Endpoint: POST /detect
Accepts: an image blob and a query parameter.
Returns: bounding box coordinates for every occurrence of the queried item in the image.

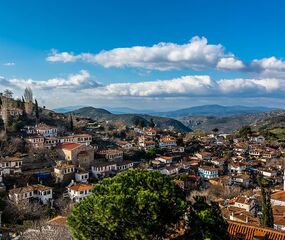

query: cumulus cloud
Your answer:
[216,57,245,70]
[46,37,285,78]
[47,49,81,63]
[81,75,285,98]
[47,36,243,71]
[0,70,100,91]
[219,78,285,97]
[250,57,285,77]
[86,75,217,97]
[1,70,285,108]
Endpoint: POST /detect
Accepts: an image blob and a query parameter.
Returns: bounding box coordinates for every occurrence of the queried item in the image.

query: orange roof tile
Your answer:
[228,220,285,240]
[58,142,81,151]
[271,191,285,201]
[47,215,67,226]
[68,183,93,192]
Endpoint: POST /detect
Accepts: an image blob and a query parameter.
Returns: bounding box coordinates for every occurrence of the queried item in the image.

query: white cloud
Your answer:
[46,49,80,63]
[216,57,245,70]
[250,57,285,77]
[1,71,285,108]
[46,37,285,79]
[47,36,243,71]
[82,75,285,98]
[3,62,15,66]
[219,78,284,95]
[0,70,100,91]
[85,75,217,97]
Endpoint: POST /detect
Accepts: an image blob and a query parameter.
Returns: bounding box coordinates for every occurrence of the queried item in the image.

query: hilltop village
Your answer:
[1,88,285,239]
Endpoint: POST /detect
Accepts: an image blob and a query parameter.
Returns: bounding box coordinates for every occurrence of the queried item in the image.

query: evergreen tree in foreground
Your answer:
[68,169,186,240]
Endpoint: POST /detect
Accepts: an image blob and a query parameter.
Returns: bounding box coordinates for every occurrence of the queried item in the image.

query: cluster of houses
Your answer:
[2,117,285,238]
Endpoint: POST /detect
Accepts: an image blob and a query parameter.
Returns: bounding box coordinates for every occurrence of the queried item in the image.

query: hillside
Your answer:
[180,110,285,133]
[154,104,279,118]
[70,107,190,132]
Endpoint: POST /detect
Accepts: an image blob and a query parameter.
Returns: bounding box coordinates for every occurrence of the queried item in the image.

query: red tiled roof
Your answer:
[58,142,81,151]
[271,191,285,201]
[47,215,67,226]
[68,183,93,192]
[228,220,285,240]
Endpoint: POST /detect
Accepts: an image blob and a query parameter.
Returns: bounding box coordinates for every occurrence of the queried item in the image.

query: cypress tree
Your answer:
[257,175,274,228]
[70,114,74,132]
[35,99,39,119]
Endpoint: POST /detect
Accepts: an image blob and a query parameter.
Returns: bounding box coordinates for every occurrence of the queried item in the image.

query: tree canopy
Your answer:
[67,169,186,240]
[238,126,252,139]
[184,196,229,240]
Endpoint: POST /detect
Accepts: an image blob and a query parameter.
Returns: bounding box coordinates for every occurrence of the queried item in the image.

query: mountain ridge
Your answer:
[55,104,280,116]
[69,107,190,132]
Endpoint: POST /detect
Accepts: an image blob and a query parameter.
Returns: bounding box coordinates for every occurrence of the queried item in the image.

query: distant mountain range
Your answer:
[153,105,280,118]
[54,104,284,133]
[55,104,280,117]
[53,105,86,113]
[180,110,285,133]
[69,107,190,132]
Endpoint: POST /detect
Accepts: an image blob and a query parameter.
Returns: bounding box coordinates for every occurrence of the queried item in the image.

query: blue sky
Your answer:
[1,0,285,110]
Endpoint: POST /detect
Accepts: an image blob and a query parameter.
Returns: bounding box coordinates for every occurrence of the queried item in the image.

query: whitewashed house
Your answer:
[67,183,93,203]
[75,169,89,183]
[35,123,58,137]
[9,184,53,204]
[91,162,117,177]
[0,156,23,175]
[198,166,219,179]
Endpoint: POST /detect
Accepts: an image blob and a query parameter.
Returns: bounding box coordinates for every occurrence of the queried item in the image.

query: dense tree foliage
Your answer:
[68,169,186,240]
[184,196,229,240]
[238,126,252,139]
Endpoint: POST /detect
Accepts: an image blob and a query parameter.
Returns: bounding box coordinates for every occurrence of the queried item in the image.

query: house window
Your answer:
[80,191,84,194]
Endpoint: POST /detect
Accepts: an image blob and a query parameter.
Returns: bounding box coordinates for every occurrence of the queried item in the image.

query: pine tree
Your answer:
[68,169,186,240]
